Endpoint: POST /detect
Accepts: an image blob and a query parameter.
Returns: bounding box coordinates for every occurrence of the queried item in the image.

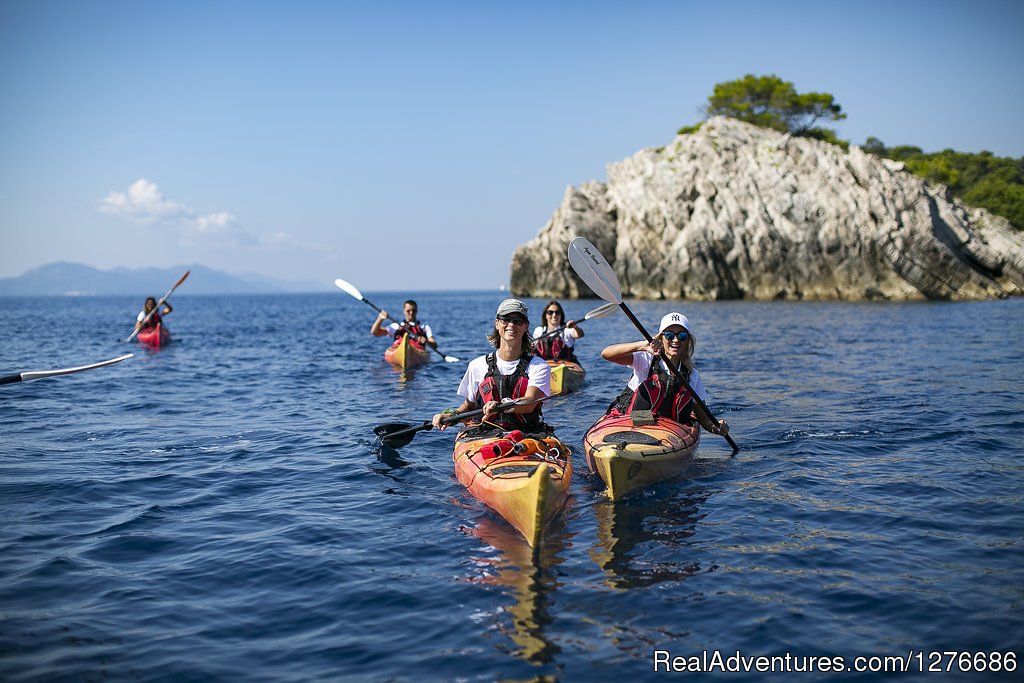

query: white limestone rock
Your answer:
[510,117,1024,301]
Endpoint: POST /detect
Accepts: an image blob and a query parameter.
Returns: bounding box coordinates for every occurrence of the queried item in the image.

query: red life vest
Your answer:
[611,356,694,423]
[140,312,162,331]
[474,353,543,430]
[534,331,575,361]
[394,321,427,343]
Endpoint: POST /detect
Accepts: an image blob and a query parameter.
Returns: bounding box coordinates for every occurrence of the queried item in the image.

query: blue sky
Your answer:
[1,0,1021,291]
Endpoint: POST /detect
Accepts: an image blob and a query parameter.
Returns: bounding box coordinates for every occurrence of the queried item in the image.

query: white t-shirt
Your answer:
[626,351,708,401]
[387,321,433,339]
[532,326,576,348]
[458,353,551,403]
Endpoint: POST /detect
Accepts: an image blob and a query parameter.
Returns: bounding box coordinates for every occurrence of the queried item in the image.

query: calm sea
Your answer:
[1,292,1022,681]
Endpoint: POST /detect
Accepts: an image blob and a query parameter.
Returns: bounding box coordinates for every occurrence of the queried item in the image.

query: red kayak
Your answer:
[136,323,171,349]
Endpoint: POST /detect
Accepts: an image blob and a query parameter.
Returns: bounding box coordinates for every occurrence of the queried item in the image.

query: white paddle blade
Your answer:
[567,237,623,304]
[334,278,364,301]
[19,353,134,382]
[584,302,619,321]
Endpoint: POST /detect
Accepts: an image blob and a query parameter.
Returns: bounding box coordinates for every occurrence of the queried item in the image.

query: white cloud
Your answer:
[99,179,256,248]
[99,179,188,223]
[186,211,257,248]
[99,179,335,261]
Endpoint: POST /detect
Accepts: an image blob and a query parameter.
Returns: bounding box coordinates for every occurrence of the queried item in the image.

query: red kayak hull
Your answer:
[137,323,171,349]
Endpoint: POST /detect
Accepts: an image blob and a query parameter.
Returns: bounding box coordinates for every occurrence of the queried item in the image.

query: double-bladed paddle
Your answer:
[533,302,617,341]
[334,278,460,363]
[0,353,134,386]
[567,236,739,454]
[125,270,190,343]
[374,396,546,448]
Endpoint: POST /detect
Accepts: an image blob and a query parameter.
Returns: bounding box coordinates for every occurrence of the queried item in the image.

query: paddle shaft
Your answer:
[381,405,489,442]
[618,302,739,453]
[534,302,616,341]
[126,270,189,342]
[377,396,547,446]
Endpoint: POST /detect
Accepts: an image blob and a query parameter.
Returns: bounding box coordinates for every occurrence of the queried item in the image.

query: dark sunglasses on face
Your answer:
[497,314,527,325]
[662,331,689,342]
[546,310,561,316]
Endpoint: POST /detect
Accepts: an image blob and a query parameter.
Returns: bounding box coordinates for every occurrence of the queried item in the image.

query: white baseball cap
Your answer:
[658,312,691,334]
[496,298,528,318]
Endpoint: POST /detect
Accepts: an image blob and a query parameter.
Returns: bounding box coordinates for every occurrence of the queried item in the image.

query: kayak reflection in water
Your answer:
[432,298,551,434]
[600,311,729,436]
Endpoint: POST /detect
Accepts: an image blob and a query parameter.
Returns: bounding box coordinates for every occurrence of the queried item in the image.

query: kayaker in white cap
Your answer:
[432,298,552,434]
[599,312,730,436]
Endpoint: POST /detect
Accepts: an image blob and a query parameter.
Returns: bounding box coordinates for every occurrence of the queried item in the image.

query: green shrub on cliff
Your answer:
[677,74,846,139]
[865,139,1024,229]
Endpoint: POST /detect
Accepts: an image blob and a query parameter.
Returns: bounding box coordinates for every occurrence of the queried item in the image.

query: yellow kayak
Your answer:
[383,334,431,370]
[545,359,585,395]
[583,412,700,500]
[453,429,572,547]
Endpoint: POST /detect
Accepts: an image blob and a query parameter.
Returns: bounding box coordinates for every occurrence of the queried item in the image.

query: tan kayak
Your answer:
[583,412,700,500]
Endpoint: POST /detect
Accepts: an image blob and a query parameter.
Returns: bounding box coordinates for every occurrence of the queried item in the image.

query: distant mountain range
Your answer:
[0,262,332,296]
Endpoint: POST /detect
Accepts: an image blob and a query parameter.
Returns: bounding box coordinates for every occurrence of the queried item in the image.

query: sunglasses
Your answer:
[497,314,528,325]
[661,331,689,342]
[545,310,561,316]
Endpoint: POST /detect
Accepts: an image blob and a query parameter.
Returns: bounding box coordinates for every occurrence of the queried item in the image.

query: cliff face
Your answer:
[510,117,1024,301]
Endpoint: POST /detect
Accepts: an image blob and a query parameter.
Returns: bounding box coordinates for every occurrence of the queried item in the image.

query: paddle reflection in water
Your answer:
[460,515,570,668]
[589,487,713,591]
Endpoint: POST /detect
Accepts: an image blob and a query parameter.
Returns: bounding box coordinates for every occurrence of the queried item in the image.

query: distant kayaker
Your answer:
[432,298,551,433]
[135,296,172,332]
[600,312,729,437]
[532,300,582,362]
[370,300,437,350]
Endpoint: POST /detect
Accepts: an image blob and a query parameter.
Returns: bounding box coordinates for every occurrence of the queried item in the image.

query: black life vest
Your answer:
[474,353,543,430]
[610,356,694,423]
[534,330,576,362]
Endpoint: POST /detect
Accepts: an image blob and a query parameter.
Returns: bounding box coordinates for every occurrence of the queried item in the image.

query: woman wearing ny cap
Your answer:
[600,312,729,436]
[432,299,552,434]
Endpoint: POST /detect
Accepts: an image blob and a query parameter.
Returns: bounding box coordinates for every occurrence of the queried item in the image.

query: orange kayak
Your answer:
[453,428,572,547]
[583,413,699,500]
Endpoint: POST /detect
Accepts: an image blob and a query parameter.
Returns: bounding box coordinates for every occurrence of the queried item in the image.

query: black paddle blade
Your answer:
[373,421,431,448]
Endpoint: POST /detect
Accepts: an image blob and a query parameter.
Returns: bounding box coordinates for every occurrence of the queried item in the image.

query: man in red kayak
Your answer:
[370,300,437,350]
[134,296,173,333]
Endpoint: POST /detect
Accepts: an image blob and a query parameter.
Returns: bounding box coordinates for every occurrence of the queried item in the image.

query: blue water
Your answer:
[1,292,1022,681]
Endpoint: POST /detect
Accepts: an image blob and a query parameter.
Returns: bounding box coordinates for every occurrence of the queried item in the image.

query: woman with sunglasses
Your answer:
[532,300,583,363]
[599,312,729,436]
[432,298,551,434]
[585,312,728,499]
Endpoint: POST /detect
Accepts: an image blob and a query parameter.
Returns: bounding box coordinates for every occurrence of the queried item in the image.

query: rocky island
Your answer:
[510,117,1024,301]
